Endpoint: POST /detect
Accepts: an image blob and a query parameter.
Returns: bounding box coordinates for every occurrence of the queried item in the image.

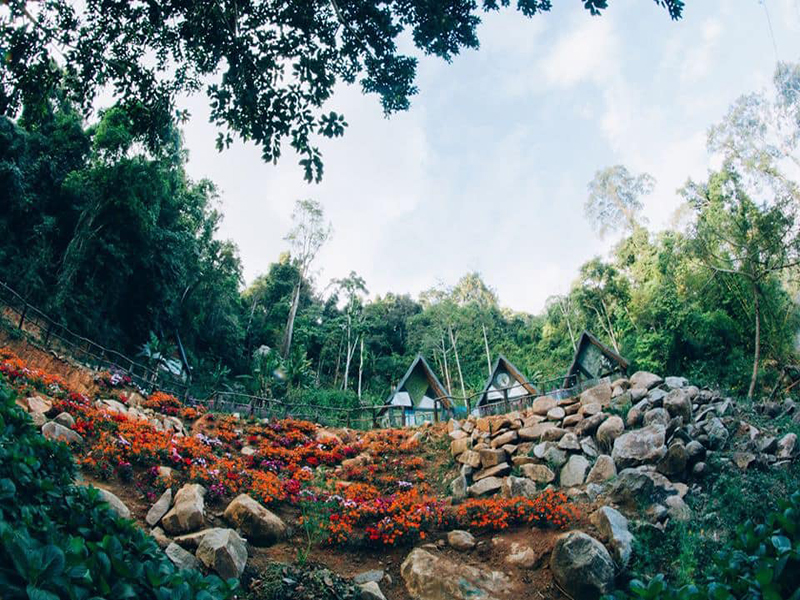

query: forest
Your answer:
[2,61,800,408]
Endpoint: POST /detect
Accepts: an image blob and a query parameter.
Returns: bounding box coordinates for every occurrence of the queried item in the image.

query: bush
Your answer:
[607,490,800,600]
[0,374,238,600]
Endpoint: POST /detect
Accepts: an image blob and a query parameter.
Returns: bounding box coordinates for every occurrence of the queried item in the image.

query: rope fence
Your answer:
[0,280,613,430]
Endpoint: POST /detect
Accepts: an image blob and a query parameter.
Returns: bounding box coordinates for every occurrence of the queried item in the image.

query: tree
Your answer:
[332,271,368,393]
[281,199,331,358]
[686,169,800,399]
[585,165,655,238]
[2,1,685,182]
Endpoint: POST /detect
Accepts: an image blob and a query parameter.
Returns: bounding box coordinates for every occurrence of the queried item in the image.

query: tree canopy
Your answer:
[2,0,684,181]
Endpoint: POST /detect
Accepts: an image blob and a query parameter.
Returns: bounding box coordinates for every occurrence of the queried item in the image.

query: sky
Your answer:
[179,0,800,315]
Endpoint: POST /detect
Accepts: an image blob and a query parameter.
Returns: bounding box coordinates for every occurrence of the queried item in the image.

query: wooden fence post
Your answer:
[17,304,27,329]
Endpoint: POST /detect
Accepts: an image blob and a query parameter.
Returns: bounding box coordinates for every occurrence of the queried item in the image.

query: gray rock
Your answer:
[521,463,555,484]
[560,455,590,487]
[518,423,557,441]
[401,548,511,600]
[580,437,599,458]
[665,494,692,522]
[685,440,706,464]
[447,529,476,551]
[550,532,615,600]
[664,389,692,423]
[647,388,668,406]
[612,425,667,469]
[97,488,131,519]
[532,396,558,416]
[450,474,468,502]
[151,526,171,549]
[502,475,538,498]
[664,376,688,389]
[505,542,539,568]
[629,387,648,402]
[162,484,206,535]
[704,417,729,450]
[359,581,387,600]
[691,462,708,478]
[657,442,688,477]
[41,421,83,445]
[479,448,507,468]
[544,446,568,469]
[596,416,624,450]
[586,455,617,484]
[777,433,797,459]
[223,494,287,546]
[591,506,633,567]
[196,528,248,580]
[558,432,581,451]
[173,527,225,550]
[607,468,674,509]
[644,407,670,427]
[630,371,664,390]
[575,413,609,437]
[165,542,200,570]
[146,488,173,527]
[353,570,385,584]
[547,406,567,421]
[467,476,503,497]
[53,412,75,429]
[754,435,777,454]
[473,463,511,481]
[580,383,613,408]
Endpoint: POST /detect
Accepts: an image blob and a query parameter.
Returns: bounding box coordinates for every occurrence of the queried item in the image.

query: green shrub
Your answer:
[607,490,800,600]
[0,374,238,600]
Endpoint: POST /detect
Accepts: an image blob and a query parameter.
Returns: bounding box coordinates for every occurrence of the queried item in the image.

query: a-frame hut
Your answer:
[383,355,451,426]
[564,330,629,387]
[474,355,538,416]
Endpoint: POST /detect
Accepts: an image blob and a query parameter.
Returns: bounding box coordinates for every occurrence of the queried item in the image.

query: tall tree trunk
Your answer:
[333,333,344,388]
[449,326,466,402]
[357,337,364,401]
[748,284,761,400]
[558,298,577,352]
[342,323,352,391]
[281,282,301,358]
[482,324,492,376]
[441,333,452,394]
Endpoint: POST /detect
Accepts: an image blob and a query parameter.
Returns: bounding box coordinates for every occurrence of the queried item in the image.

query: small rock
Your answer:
[359,581,387,600]
[532,396,558,415]
[558,432,581,451]
[685,440,706,464]
[575,413,609,437]
[704,417,729,450]
[664,376,688,389]
[457,450,482,468]
[644,407,670,427]
[550,532,615,600]
[467,476,503,497]
[630,371,664,390]
[161,484,206,535]
[447,529,476,551]
[590,506,633,567]
[777,433,797,459]
[146,488,173,527]
[664,389,692,423]
[544,446,568,469]
[473,462,511,481]
[450,474,468,502]
[196,528,248,580]
[657,442,688,477]
[586,455,617,484]
[547,406,566,421]
[353,570,385,584]
[665,494,692,522]
[151,526,171,549]
[560,455,590,487]
[491,430,518,448]
[223,494,287,546]
[41,421,83,445]
[53,412,75,429]
[505,542,538,568]
[580,383,613,408]
[521,463,555,483]
[479,448,507,468]
[165,542,201,570]
[732,452,757,471]
[97,488,131,519]
[502,475,538,498]
[596,416,624,449]
[580,437,599,458]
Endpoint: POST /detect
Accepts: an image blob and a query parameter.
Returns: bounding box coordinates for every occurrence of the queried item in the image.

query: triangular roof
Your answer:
[385,354,451,409]
[564,330,629,385]
[476,354,538,407]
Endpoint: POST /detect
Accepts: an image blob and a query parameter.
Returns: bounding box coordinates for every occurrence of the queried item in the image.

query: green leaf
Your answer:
[26,585,60,600]
[771,535,791,554]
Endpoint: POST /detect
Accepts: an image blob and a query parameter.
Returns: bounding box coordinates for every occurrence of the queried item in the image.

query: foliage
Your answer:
[0,373,238,600]
[246,562,361,600]
[454,489,580,531]
[2,0,682,181]
[606,489,800,600]
[586,165,655,237]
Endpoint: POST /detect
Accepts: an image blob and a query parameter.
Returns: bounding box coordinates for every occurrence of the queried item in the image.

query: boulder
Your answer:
[580,437,599,458]
[590,506,633,567]
[665,494,692,522]
[630,371,664,390]
[97,488,131,519]
[629,387,648,402]
[560,455,590,487]
[544,446,568,469]
[521,463,555,484]
[732,452,756,471]
[223,494,287,545]
[580,402,603,417]
[450,474,468,502]
[53,412,75,429]
[473,463,511,481]
[657,442,688,477]
[575,413,609,437]
[41,421,83,445]
[173,528,225,550]
[479,448,506,468]
[558,432,581,451]
[151,526,171,549]
[401,548,511,600]
[518,423,556,441]
[450,437,471,456]
[165,542,201,570]
[777,433,797,459]
[612,425,667,469]
[447,529,476,551]
[23,396,53,414]
[501,475,538,498]
[596,416,624,449]
[457,450,482,468]
[563,414,583,428]
[532,396,558,415]
[580,383,612,408]
[664,389,692,423]
[354,570,385,585]
[359,581,387,600]
[644,407,670,427]
[608,469,667,509]
[467,476,503,497]
[586,455,617,484]
[547,406,566,421]
[490,430,518,448]
[664,376,688,389]
[550,532,615,600]
[161,484,206,534]
[505,542,539,568]
[146,488,173,526]
[196,528,248,580]
[704,417,729,450]
[541,427,568,442]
